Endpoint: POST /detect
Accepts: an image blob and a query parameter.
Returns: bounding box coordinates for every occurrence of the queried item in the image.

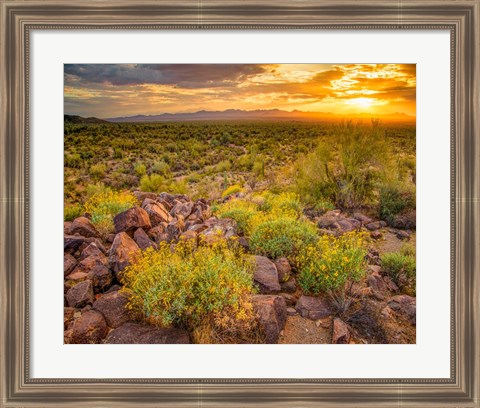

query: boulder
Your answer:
[66,280,94,308]
[252,295,287,344]
[71,253,108,275]
[332,318,351,344]
[171,201,194,219]
[134,227,157,250]
[104,323,190,344]
[113,207,151,235]
[70,310,108,344]
[280,277,297,293]
[188,223,209,234]
[391,210,416,229]
[273,257,291,283]
[253,256,281,293]
[166,219,183,241]
[199,218,237,245]
[142,199,172,226]
[336,219,355,232]
[64,307,76,330]
[88,265,114,293]
[108,232,140,278]
[133,191,157,202]
[65,216,99,238]
[367,271,388,292]
[64,253,77,276]
[93,291,131,328]
[295,295,332,320]
[353,212,373,224]
[388,295,416,325]
[395,230,411,240]
[365,221,387,231]
[147,224,169,243]
[179,230,197,246]
[370,231,383,240]
[79,242,105,260]
[64,235,103,255]
[317,216,340,229]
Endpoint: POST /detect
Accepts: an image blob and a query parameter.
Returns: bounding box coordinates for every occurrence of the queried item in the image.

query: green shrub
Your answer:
[379,184,415,224]
[65,153,82,168]
[64,203,83,221]
[140,174,166,193]
[380,251,416,289]
[222,184,243,199]
[151,160,170,176]
[249,217,318,260]
[89,163,107,179]
[83,188,137,235]
[134,163,147,177]
[215,160,232,173]
[314,199,335,213]
[121,239,259,343]
[257,191,303,218]
[215,199,260,235]
[296,231,368,294]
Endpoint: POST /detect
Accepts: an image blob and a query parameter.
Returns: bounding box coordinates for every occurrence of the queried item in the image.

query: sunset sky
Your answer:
[64,64,416,119]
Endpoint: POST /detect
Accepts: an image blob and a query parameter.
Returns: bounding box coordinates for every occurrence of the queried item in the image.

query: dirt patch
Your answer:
[278,315,332,344]
[371,230,415,254]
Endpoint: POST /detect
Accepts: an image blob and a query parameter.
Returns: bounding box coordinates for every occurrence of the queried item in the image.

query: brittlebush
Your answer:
[297,231,368,294]
[121,239,261,343]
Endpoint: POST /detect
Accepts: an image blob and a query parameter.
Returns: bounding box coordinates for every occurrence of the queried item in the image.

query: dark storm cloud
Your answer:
[64,64,268,88]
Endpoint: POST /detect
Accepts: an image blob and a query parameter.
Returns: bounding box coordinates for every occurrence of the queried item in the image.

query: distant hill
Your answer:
[106,109,415,124]
[64,114,108,124]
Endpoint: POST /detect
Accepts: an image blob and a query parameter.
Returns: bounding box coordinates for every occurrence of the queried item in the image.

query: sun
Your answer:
[346,97,374,108]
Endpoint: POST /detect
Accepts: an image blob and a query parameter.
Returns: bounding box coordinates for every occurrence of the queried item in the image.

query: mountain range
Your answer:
[103,109,415,124]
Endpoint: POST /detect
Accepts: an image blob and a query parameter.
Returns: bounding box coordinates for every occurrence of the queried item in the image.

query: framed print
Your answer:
[1,0,479,406]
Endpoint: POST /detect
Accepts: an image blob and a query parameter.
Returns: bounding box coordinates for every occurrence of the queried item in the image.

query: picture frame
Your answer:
[1,0,478,406]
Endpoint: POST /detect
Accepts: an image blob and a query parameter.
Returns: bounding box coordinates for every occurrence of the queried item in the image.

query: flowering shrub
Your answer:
[249,217,318,260]
[83,188,137,235]
[297,231,368,294]
[121,239,259,343]
[221,184,243,199]
[381,245,416,294]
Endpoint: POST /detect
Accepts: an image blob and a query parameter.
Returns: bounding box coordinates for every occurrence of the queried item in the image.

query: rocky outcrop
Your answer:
[108,232,140,278]
[253,256,281,293]
[295,295,332,320]
[66,280,94,308]
[114,207,151,235]
[253,295,287,344]
[65,216,99,238]
[93,291,131,328]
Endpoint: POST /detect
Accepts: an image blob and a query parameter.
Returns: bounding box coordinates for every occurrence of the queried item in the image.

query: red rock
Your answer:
[65,216,99,238]
[273,257,291,282]
[66,280,94,308]
[332,318,351,344]
[64,253,76,276]
[253,256,280,293]
[142,199,172,226]
[70,310,108,344]
[71,253,108,275]
[295,295,332,320]
[365,221,387,231]
[104,323,190,344]
[388,295,416,324]
[87,265,113,293]
[133,227,157,250]
[252,295,287,344]
[108,232,140,279]
[113,207,151,235]
[93,291,131,328]
[79,242,105,260]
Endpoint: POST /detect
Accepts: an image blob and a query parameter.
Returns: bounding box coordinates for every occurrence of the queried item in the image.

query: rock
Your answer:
[133,191,157,202]
[65,216,99,238]
[199,218,237,245]
[279,292,298,306]
[93,291,131,328]
[353,213,373,224]
[367,271,388,292]
[336,219,355,232]
[324,210,341,217]
[188,223,208,234]
[280,277,297,293]
[252,295,287,344]
[332,318,351,344]
[64,307,76,330]
[391,210,416,229]
[66,280,94,308]
[166,219,183,241]
[114,207,151,235]
[64,235,103,254]
[388,295,416,324]
[365,221,387,231]
[64,271,89,285]
[171,201,194,219]
[253,256,281,293]
[106,233,115,243]
[395,230,411,240]
[370,230,383,240]
[179,230,197,247]
[295,295,332,320]
[383,276,399,292]
[105,284,122,294]
[273,257,291,282]
[87,265,113,293]
[79,242,106,260]
[317,216,340,229]
[158,192,176,205]
[287,307,297,316]
[147,224,169,243]
[104,322,190,344]
[70,310,108,344]
[142,199,172,226]
[71,253,108,275]
[64,253,77,276]
[108,232,140,278]
[134,227,157,250]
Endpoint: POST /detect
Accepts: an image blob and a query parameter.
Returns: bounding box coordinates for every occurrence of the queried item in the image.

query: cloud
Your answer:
[64,64,268,88]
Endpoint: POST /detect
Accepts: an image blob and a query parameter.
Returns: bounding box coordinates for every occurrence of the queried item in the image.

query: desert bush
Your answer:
[64,203,83,221]
[257,191,303,218]
[215,160,232,173]
[313,199,335,214]
[379,184,415,224]
[381,250,416,293]
[249,217,318,260]
[89,163,107,179]
[215,199,260,235]
[140,174,166,193]
[121,239,259,343]
[65,153,82,168]
[297,231,368,294]
[84,188,137,235]
[221,184,243,199]
[134,163,147,177]
[295,120,389,208]
[151,160,170,176]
